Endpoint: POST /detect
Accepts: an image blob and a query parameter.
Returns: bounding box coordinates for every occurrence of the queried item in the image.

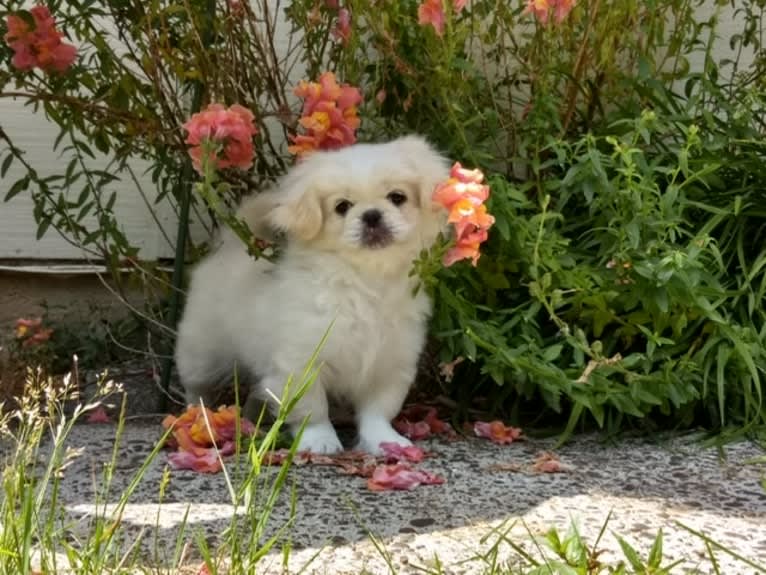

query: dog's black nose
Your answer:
[361,209,383,227]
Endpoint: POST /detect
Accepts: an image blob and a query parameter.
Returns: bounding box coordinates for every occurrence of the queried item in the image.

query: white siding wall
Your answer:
[0,101,179,259]
[0,2,755,260]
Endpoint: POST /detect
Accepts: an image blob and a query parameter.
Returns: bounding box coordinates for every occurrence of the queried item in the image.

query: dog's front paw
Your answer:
[357,423,413,456]
[295,422,343,454]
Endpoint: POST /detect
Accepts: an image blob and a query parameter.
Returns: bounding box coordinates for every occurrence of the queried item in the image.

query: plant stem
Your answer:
[159,0,216,411]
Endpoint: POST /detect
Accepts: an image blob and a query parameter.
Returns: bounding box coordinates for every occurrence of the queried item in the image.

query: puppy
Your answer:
[174,135,449,454]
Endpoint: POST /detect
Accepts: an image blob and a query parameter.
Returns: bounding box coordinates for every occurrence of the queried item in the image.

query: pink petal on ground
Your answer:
[393,418,431,440]
[379,442,426,463]
[367,464,445,491]
[86,406,111,424]
[394,405,455,439]
[473,420,523,445]
[532,451,567,473]
[167,449,222,473]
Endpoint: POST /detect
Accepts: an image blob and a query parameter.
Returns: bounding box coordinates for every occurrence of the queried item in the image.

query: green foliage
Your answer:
[429,107,766,434]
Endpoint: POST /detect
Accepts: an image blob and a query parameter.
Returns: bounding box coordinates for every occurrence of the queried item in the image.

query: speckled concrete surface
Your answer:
[42,419,766,574]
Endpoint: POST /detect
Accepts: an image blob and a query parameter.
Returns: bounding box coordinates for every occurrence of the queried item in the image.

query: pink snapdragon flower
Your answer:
[4,5,77,73]
[418,0,468,36]
[524,0,576,25]
[183,103,258,174]
[331,8,351,44]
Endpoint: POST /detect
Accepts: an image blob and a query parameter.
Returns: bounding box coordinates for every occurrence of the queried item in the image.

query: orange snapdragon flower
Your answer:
[288,72,362,156]
[14,317,53,347]
[432,163,494,266]
[162,405,256,473]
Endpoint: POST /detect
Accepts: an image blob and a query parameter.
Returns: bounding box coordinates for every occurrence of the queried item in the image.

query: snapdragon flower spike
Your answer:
[432,162,495,266]
[4,6,77,73]
[331,8,352,44]
[418,0,468,37]
[524,0,577,25]
[288,72,362,156]
[183,103,258,175]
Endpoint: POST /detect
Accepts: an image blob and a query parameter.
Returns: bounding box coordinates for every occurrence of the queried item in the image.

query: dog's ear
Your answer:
[394,135,450,244]
[267,160,324,241]
[394,135,450,210]
[236,192,280,240]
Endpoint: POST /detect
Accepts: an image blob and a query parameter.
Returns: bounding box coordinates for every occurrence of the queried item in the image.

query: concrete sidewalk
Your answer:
[49,419,766,574]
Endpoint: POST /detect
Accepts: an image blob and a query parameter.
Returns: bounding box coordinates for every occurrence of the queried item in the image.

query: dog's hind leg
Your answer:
[174,328,232,408]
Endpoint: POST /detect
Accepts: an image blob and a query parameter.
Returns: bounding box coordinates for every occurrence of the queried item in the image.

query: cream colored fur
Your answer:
[174,135,449,454]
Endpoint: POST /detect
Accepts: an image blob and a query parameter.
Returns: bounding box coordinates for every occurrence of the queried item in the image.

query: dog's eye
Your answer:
[387,190,407,206]
[335,199,353,216]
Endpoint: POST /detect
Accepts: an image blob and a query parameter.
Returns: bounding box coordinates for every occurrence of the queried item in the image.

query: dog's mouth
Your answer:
[360,226,394,249]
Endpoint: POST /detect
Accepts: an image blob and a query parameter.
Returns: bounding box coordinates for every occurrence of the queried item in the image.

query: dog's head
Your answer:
[266,135,449,267]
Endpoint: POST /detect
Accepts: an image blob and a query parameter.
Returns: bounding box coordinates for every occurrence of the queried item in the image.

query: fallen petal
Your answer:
[367,464,444,491]
[393,419,431,440]
[86,406,111,424]
[473,420,522,445]
[379,442,426,463]
[167,449,222,473]
[532,451,569,473]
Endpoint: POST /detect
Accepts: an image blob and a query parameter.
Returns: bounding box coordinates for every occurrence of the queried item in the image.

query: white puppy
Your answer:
[174,135,449,454]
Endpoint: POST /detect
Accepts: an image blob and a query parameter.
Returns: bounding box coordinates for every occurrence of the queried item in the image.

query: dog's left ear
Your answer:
[267,159,324,241]
[394,135,450,244]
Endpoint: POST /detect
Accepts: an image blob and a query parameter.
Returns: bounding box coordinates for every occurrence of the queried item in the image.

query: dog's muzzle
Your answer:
[359,209,393,249]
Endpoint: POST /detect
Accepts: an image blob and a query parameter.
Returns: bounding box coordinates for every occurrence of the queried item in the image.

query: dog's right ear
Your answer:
[267,160,324,241]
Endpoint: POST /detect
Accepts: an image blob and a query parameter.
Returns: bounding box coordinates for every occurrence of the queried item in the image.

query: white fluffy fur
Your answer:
[174,135,449,454]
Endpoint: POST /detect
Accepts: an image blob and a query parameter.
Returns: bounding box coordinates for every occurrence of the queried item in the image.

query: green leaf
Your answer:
[563,529,587,565]
[1,154,13,178]
[615,534,646,571]
[462,332,477,361]
[542,344,564,363]
[716,344,731,426]
[36,217,51,240]
[648,528,664,568]
[5,175,30,201]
